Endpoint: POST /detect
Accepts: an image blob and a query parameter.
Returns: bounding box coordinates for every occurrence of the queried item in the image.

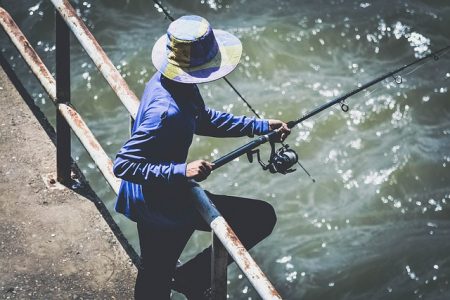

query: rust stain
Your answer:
[60,0,104,57]
[3,4,280,298]
[270,287,281,298]
[224,225,252,271]
[2,2,138,112]
[87,138,101,152]
[59,0,118,81]
[1,8,56,100]
[2,5,123,192]
[224,224,240,245]
[66,105,82,128]
[63,105,100,152]
[57,0,139,114]
[107,159,114,172]
[23,41,55,88]
[223,222,282,298]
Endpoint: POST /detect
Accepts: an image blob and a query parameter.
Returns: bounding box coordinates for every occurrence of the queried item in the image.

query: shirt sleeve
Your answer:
[195,106,270,137]
[113,102,186,185]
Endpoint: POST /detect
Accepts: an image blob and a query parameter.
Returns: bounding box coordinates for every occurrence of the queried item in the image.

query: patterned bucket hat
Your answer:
[152,15,242,83]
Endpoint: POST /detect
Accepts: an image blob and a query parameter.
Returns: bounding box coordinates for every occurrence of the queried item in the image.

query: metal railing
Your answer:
[0,2,282,299]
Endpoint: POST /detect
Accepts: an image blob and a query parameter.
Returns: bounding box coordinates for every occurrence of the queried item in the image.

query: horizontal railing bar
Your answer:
[1,4,283,299]
[211,217,282,299]
[189,181,282,299]
[0,7,120,194]
[0,8,56,101]
[58,103,121,193]
[50,0,139,119]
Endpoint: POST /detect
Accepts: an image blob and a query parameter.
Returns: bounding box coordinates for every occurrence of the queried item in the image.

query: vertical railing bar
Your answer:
[189,181,282,299]
[2,4,283,298]
[0,9,121,194]
[51,0,140,119]
[211,232,228,300]
[55,10,71,183]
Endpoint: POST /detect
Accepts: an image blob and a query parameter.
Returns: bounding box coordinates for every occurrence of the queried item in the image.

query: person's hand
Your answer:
[186,160,214,182]
[268,119,291,142]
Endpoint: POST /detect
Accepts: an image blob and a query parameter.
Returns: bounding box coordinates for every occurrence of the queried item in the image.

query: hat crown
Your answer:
[166,15,219,68]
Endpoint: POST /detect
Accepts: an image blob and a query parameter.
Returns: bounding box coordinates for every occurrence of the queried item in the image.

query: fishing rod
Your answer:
[211,45,450,173]
[151,0,314,178]
[151,1,449,176]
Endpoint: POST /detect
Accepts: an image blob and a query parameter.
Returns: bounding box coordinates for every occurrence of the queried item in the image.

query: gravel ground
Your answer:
[0,64,137,299]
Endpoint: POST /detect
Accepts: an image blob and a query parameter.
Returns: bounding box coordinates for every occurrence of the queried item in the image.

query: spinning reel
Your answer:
[247,142,298,174]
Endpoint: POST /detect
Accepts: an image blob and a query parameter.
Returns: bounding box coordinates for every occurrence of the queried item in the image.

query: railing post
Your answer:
[55,10,71,183]
[188,181,282,299]
[211,232,228,299]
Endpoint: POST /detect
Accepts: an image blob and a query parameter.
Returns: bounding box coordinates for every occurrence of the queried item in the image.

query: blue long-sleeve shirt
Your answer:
[113,73,269,227]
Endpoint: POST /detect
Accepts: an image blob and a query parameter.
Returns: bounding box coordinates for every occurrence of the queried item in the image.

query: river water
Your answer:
[1,0,450,299]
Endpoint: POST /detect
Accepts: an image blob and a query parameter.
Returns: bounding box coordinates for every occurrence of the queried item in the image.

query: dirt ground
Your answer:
[0,64,136,298]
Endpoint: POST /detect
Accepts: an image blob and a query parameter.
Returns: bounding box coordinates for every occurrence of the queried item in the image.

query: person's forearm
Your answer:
[113,157,186,184]
[196,107,270,137]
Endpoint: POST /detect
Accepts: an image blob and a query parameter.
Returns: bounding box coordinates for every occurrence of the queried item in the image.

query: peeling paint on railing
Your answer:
[0,7,120,194]
[0,4,283,299]
[0,7,56,101]
[212,216,282,299]
[50,0,140,119]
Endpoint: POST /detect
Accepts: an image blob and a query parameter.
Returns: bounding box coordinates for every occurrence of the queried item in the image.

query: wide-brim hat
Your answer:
[152,15,242,84]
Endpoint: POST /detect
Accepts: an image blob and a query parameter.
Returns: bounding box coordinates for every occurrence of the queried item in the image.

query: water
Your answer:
[1,0,450,299]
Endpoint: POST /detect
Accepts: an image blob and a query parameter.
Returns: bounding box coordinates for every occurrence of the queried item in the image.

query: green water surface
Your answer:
[1,0,450,299]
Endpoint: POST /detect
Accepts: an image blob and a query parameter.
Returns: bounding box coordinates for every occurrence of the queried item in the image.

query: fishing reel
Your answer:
[247,142,298,174]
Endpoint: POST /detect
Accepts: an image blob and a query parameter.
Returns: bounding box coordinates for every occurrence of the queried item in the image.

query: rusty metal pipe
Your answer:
[188,181,282,299]
[50,0,140,119]
[0,7,56,102]
[211,217,282,299]
[1,5,283,299]
[58,103,121,193]
[0,7,120,194]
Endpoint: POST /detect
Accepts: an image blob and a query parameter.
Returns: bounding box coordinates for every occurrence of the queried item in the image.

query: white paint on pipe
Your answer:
[1,6,283,299]
[58,104,121,193]
[0,8,120,194]
[0,7,56,101]
[50,0,140,119]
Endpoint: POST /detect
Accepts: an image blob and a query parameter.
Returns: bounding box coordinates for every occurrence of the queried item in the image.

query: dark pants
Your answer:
[134,192,277,299]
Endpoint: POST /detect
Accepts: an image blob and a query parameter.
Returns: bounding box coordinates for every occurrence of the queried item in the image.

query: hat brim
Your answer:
[151,29,242,84]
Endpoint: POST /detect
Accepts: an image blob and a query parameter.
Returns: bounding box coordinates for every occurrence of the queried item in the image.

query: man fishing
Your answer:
[113,15,290,299]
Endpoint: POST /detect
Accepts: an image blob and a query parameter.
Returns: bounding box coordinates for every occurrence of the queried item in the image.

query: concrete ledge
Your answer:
[0,62,136,298]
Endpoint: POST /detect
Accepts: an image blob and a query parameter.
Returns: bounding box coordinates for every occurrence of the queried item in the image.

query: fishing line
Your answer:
[359,48,450,103]
[151,0,316,180]
[151,0,450,178]
[152,0,174,21]
[268,48,448,181]
[400,49,450,78]
[151,0,339,180]
[151,0,256,117]
[210,45,450,173]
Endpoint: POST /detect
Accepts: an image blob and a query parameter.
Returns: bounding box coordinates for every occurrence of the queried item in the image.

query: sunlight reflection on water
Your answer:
[1,0,449,299]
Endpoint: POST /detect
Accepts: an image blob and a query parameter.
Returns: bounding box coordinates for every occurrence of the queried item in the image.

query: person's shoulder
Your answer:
[140,74,170,108]
[142,73,165,99]
[142,96,181,124]
[142,73,187,119]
